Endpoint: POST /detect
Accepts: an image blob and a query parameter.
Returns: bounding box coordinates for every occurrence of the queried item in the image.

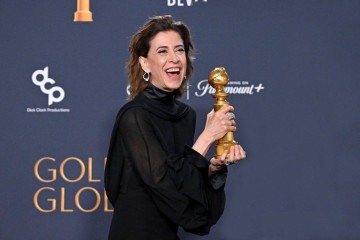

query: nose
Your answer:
[168,50,179,63]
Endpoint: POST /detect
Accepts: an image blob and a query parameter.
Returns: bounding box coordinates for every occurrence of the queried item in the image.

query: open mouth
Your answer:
[165,68,181,77]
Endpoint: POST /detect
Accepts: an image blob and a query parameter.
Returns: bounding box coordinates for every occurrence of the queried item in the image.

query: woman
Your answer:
[105,15,246,240]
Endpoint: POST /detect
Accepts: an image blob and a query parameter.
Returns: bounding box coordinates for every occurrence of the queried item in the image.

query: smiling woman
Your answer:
[139,31,186,92]
[104,15,246,240]
[126,15,194,99]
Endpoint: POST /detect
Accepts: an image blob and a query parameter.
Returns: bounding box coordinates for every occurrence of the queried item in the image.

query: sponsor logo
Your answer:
[125,78,265,101]
[167,0,208,7]
[32,67,65,106]
[192,79,264,100]
[28,67,70,113]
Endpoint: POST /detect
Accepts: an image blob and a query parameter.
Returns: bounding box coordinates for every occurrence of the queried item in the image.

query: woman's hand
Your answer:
[209,145,246,175]
[193,106,238,157]
[203,106,237,143]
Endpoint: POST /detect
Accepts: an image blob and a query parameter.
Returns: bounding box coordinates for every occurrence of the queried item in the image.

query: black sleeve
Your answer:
[118,107,226,234]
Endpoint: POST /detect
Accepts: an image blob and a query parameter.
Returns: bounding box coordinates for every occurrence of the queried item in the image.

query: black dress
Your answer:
[105,84,227,240]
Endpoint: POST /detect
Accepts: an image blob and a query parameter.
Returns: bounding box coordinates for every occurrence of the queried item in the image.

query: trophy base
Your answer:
[215,141,238,159]
[74,11,93,22]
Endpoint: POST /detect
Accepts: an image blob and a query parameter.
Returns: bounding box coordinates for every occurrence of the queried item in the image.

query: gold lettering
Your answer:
[88,157,100,182]
[103,190,113,212]
[34,157,56,183]
[61,187,74,212]
[33,187,56,212]
[60,157,85,183]
[75,187,101,212]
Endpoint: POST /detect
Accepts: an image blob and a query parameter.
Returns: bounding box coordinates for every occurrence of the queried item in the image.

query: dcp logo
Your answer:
[32,67,65,106]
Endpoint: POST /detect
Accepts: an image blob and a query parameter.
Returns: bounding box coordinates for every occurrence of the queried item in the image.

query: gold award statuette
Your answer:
[74,0,93,22]
[208,67,238,159]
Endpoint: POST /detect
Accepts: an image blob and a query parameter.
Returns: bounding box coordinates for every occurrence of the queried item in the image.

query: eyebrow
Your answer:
[156,44,184,50]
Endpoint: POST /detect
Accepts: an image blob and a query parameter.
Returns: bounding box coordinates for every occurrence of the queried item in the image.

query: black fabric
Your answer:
[105,84,227,239]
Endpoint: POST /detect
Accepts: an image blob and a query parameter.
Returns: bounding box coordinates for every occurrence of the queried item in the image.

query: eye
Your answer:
[176,47,185,54]
[158,49,168,55]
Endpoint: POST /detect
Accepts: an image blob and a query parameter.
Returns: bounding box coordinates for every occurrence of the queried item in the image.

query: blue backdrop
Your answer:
[1,0,359,239]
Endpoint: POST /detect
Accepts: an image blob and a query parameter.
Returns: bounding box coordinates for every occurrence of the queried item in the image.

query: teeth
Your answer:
[166,68,180,73]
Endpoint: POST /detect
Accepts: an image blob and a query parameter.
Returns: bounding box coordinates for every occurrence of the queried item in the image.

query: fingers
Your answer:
[209,156,225,174]
[239,145,246,159]
[217,105,234,114]
[209,145,246,174]
[220,149,229,165]
[217,107,234,123]
[204,106,237,142]
[225,145,246,165]
[216,107,237,133]
[210,150,228,166]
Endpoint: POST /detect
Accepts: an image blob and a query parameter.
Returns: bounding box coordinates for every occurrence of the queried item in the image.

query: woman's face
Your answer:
[139,30,187,92]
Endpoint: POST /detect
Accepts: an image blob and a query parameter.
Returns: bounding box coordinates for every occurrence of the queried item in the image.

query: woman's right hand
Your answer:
[192,105,237,157]
[203,106,237,142]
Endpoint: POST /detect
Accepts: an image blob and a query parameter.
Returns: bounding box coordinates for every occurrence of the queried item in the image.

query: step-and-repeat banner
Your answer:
[1,1,359,239]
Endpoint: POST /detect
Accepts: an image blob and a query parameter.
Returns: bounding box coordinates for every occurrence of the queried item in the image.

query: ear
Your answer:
[139,56,150,73]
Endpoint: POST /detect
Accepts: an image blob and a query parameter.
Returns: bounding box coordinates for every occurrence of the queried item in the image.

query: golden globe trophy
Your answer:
[208,67,238,159]
[74,0,93,22]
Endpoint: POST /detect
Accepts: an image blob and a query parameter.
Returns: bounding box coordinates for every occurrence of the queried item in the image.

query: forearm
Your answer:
[192,130,215,157]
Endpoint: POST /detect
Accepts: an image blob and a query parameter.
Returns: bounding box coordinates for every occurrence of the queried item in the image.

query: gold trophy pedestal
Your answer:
[74,11,93,22]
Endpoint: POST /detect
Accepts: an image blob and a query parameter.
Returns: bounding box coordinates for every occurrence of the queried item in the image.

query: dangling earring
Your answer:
[143,72,150,82]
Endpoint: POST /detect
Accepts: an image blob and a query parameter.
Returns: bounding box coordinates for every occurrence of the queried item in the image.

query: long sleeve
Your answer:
[115,107,225,234]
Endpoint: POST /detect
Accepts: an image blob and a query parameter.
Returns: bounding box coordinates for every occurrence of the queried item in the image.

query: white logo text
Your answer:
[195,79,265,97]
[167,0,207,7]
[32,67,65,106]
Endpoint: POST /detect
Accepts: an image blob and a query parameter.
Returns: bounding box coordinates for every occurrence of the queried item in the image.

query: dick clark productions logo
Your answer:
[32,67,65,106]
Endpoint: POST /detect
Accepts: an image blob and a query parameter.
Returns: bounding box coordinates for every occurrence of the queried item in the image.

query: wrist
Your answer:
[192,131,214,157]
[199,130,215,145]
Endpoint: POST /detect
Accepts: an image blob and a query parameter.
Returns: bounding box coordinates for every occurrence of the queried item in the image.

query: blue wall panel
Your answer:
[1,0,359,239]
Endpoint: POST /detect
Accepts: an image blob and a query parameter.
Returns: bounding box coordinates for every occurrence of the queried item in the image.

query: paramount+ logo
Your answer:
[27,67,70,113]
[167,0,208,7]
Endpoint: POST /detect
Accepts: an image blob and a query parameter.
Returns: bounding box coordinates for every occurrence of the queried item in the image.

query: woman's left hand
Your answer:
[209,145,246,174]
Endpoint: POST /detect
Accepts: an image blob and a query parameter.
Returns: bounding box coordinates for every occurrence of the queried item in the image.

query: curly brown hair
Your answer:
[127,15,195,99]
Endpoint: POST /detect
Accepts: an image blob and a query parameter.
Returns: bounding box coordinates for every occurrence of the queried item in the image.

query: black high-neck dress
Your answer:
[105,84,227,240]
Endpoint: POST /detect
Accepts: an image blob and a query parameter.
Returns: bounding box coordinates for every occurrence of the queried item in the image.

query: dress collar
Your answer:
[141,84,189,120]
[143,84,177,103]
